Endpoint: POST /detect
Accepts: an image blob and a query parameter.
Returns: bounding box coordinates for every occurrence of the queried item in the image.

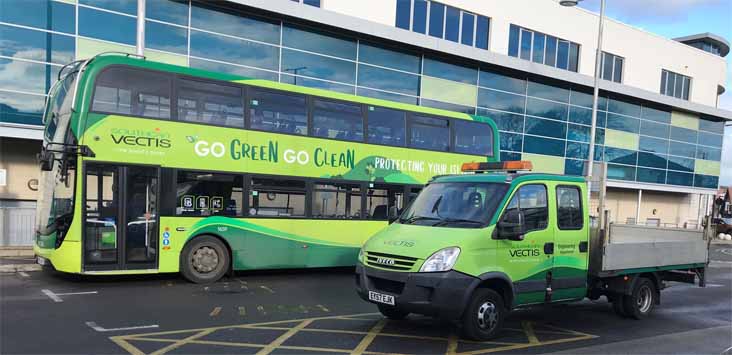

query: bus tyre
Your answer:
[462,289,505,341]
[181,236,230,284]
[377,304,409,320]
[623,278,656,319]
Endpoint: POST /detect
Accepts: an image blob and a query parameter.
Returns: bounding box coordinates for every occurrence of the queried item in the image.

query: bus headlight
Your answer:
[419,247,460,272]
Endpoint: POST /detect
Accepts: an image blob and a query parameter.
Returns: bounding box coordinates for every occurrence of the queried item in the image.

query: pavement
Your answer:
[0,245,730,355]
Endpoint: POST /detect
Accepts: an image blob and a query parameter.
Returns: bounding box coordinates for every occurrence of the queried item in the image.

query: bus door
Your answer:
[83,163,159,270]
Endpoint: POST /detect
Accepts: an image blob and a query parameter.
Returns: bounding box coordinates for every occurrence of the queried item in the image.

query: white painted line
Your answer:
[18,272,30,277]
[55,291,98,296]
[42,289,63,302]
[86,321,159,332]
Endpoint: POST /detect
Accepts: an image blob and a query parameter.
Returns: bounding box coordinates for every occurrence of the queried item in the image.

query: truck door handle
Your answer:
[579,241,588,253]
[544,242,554,255]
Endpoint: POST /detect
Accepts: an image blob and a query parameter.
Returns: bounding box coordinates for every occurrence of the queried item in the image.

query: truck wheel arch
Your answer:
[471,272,516,310]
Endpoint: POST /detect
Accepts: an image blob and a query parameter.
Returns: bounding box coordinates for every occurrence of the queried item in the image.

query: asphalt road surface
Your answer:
[1,246,730,355]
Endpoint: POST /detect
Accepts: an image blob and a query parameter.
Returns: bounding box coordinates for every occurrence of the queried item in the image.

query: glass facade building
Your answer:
[0,0,725,190]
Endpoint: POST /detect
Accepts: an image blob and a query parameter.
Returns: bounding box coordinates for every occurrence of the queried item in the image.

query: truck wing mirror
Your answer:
[388,206,399,224]
[495,209,525,241]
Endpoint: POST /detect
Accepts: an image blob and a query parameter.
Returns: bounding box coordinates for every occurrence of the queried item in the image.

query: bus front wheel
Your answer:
[181,236,230,284]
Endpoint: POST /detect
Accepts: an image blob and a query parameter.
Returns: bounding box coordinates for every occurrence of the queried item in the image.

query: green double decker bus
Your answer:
[35,53,499,283]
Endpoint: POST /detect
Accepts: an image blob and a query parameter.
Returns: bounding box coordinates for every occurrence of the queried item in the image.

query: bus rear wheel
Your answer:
[181,236,230,284]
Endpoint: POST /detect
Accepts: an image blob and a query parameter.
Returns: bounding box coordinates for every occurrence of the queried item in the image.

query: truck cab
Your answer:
[356,161,590,339]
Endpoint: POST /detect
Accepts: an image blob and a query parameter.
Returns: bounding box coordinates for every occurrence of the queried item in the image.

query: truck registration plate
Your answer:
[368,291,395,305]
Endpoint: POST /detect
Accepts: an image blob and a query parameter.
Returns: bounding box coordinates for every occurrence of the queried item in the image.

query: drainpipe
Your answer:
[136,0,146,56]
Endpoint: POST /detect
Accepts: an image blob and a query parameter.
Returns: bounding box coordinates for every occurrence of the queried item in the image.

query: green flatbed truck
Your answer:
[355,161,711,340]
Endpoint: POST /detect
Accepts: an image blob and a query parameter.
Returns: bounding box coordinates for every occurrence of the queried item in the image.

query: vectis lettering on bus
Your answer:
[110,128,171,148]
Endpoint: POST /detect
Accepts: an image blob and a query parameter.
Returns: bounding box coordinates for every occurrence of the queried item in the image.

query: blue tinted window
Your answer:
[499,132,523,152]
[532,33,545,63]
[312,100,363,142]
[191,3,280,44]
[519,29,532,60]
[357,65,419,96]
[412,0,428,34]
[666,171,693,186]
[606,113,639,133]
[283,25,356,60]
[303,0,320,7]
[607,164,635,181]
[79,7,136,45]
[525,116,566,139]
[476,16,490,49]
[594,145,604,161]
[249,89,307,135]
[146,21,187,55]
[527,81,569,102]
[641,106,671,123]
[356,88,418,105]
[639,136,668,154]
[570,90,608,110]
[523,136,564,157]
[428,2,444,38]
[282,49,356,84]
[0,0,74,34]
[189,58,278,81]
[637,152,667,169]
[698,132,723,148]
[358,42,420,73]
[445,6,460,42]
[367,106,405,146]
[668,141,695,158]
[281,75,354,94]
[508,24,520,57]
[637,168,665,184]
[556,41,569,69]
[608,99,641,117]
[694,175,718,188]
[420,99,475,114]
[409,115,449,151]
[478,89,525,113]
[670,126,697,144]
[699,119,724,133]
[565,142,589,159]
[639,120,669,138]
[667,156,694,172]
[0,90,45,125]
[423,58,477,84]
[545,36,557,67]
[190,30,278,70]
[568,43,579,72]
[396,0,411,29]
[569,106,591,126]
[453,120,493,156]
[567,124,590,142]
[81,0,136,14]
[0,25,74,64]
[604,147,637,165]
[595,128,605,145]
[478,109,523,133]
[502,151,522,161]
[461,13,475,46]
[565,159,585,176]
[479,70,525,94]
[0,59,52,94]
[146,0,188,25]
[526,98,567,121]
[696,146,722,161]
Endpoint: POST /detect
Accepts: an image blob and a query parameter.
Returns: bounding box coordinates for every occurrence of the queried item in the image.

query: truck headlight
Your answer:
[419,247,460,272]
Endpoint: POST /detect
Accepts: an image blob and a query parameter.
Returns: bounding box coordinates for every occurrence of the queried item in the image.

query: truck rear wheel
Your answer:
[623,278,656,319]
[462,289,505,341]
[377,304,409,320]
[612,297,628,317]
[180,236,230,284]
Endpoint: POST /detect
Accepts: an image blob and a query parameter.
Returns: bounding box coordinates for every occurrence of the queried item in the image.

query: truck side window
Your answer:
[503,184,548,232]
[556,186,582,230]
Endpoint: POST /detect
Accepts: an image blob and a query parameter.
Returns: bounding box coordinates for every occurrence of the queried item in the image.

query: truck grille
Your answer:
[365,251,418,271]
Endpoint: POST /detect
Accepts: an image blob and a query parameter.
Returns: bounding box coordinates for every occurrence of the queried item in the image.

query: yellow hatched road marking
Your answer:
[150,329,215,355]
[256,319,313,355]
[522,321,540,344]
[209,307,221,317]
[351,318,387,355]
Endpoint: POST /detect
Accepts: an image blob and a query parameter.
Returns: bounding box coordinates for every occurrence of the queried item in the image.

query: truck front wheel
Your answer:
[461,289,505,341]
[623,277,656,319]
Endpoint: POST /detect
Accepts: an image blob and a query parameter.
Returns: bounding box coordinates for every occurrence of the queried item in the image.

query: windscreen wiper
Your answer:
[433,218,483,226]
[401,215,441,224]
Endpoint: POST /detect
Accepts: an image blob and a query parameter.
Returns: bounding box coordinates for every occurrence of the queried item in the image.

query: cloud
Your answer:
[578,0,726,23]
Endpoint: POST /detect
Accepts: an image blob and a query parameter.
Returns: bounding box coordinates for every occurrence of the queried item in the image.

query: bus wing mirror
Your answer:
[495,209,525,241]
[388,206,399,224]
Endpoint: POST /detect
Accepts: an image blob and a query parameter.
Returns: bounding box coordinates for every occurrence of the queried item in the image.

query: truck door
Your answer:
[549,185,589,301]
[497,183,553,306]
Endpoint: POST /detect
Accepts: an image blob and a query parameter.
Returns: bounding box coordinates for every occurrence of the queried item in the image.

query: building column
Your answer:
[636,189,642,224]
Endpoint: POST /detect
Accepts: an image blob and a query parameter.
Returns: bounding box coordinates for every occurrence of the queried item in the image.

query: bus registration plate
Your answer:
[368,291,395,305]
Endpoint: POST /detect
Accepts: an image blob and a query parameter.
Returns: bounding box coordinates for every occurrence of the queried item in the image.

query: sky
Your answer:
[577,0,732,187]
